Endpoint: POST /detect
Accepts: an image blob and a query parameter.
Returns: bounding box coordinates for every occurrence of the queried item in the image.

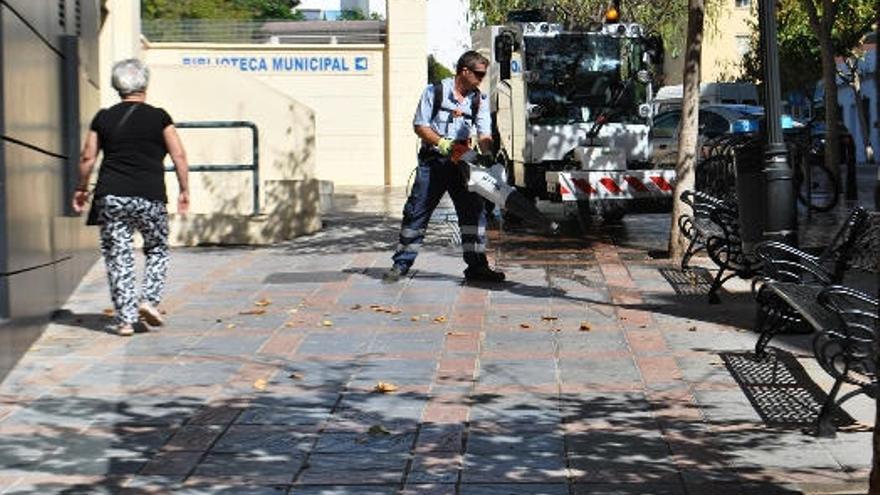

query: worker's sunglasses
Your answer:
[467,67,487,79]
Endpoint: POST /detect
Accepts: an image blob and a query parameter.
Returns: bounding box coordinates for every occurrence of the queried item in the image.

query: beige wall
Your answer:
[140,2,427,188]
[663,0,754,84]
[144,44,387,186]
[143,65,317,214]
[99,0,143,106]
[384,0,427,186]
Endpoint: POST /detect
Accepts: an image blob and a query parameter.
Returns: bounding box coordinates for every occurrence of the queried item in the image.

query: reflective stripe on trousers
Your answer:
[391,153,489,271]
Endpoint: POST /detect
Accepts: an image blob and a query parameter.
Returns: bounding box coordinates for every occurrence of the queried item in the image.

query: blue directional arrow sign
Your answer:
[354,57,368,71]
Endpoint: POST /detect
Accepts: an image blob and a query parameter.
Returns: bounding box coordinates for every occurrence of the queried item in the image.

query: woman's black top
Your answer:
[91,101,174,203]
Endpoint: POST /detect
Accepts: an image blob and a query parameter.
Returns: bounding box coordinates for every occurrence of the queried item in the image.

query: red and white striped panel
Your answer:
[557,170,676,201]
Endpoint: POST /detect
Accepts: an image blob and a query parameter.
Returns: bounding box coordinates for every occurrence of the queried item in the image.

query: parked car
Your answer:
[648,104,764,167]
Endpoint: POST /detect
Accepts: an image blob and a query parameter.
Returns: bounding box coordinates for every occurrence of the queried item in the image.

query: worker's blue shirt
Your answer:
[412,78,491,142]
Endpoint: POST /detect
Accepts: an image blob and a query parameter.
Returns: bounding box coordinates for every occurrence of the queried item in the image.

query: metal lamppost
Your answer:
[758,0,797,245]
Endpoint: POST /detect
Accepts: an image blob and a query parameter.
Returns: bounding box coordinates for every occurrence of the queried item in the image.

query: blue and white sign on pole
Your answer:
[181,54,371,74]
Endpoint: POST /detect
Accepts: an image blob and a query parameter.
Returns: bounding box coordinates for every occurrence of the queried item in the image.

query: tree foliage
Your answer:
[741,0,875,103]
[142,0,302,20]
[468,0,723,63]
[428,55,454,85]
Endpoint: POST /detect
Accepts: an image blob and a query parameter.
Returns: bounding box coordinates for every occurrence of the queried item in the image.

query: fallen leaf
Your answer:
[285,322,296,328]
[215,318,223,323]
[410,315,421,322]
[227,323,237,329]
[288,308,299,314]
[239,308,266,316]
[579,322,591,331]
[350,304,362,310]
[552,328,562,332]
[254,298,272,307]
[433,315,448,323]
[253,378,268,391]
[367,424,390,436]
[102,308,115,317]
[288,372,304,380]
[499,315,508,319]
[446,331,467,336]
[688,326,697,332]
[519,323,531,329]
[321,320,333,327]
[389,308,402,315]
[541,316,558,321]
[374,381,399,393]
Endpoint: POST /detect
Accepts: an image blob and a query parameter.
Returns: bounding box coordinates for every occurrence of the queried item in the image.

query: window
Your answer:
[700,110,731,138]
[734,0,751,7]
[651,111,680,139]
[735,35,750,56]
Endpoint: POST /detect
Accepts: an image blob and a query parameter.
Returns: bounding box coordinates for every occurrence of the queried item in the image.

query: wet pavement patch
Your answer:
[720,350,856,429]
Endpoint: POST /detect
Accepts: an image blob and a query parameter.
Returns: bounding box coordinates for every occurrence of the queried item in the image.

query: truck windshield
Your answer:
[523,33,646,125]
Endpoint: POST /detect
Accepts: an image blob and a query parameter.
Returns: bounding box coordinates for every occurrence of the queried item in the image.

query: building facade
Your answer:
[0,0,102,372]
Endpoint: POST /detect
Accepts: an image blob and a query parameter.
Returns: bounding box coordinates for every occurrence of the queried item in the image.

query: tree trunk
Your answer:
[818,36,842,185]
[845,61,875,163]
[668,0,703,261]
[867,14,879,494]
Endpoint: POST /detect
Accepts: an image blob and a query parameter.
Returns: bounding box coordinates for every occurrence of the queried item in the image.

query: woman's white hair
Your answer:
[111,58,149,96]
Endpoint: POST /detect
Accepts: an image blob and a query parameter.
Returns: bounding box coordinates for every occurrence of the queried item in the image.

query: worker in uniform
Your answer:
[383,50,505,283]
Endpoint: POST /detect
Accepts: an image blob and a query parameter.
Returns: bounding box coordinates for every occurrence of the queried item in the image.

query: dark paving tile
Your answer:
[459,484,570,495]
[193,452,304,484]
[461,451,568,483]
[296,453,407,485]
[212,426,315,454]
[313,431,415,453]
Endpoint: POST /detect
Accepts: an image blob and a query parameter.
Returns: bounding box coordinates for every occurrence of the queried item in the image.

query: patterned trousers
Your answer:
[97,195,169,325]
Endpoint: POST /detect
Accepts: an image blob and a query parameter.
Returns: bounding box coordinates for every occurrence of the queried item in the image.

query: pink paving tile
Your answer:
[257,334,303,356]
[422,402,470,424]
[635,356,683,384]
[625,330,669,354]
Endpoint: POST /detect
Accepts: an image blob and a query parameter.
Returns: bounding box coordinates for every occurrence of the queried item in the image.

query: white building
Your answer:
[836,41,878,164]
[295,0,387,20]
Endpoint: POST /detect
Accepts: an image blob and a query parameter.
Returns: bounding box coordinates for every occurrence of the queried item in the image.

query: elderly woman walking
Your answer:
[72,58,190,336]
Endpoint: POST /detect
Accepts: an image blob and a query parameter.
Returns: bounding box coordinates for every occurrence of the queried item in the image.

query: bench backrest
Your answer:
[818,207,870,281]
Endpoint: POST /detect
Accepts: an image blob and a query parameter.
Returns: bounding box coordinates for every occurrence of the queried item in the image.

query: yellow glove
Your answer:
[436,137,453,156]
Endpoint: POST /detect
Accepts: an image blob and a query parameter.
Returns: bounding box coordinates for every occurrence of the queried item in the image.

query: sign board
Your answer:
[181,54,371,74]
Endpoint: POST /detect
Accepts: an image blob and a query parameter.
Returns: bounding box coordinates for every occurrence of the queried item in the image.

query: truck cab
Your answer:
[473,19,673,226]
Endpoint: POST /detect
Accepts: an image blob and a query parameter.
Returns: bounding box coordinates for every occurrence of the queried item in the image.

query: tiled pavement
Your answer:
[0,182,876,494]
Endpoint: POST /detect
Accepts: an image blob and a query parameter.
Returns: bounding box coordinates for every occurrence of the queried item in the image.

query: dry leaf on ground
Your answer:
[254,299,272,307]
[519,323,531,329]
[368,424,390,436]
[433,315,448,323]
[227,323,237,329]
[350,304,362,310]
[253,378,268,391]
[289,372,304,380]
[541,316,558,321]
[411,316,421,322]
[579,322,591,331]
[321,320,333,327]
[102,308,114,316]
[374,381,399,393]
[688,326,697,332]
[239,308,266,316]
[446,331,468,336]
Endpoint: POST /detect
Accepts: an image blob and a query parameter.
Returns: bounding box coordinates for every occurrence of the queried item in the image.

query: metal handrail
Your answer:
[168,121,260,215]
